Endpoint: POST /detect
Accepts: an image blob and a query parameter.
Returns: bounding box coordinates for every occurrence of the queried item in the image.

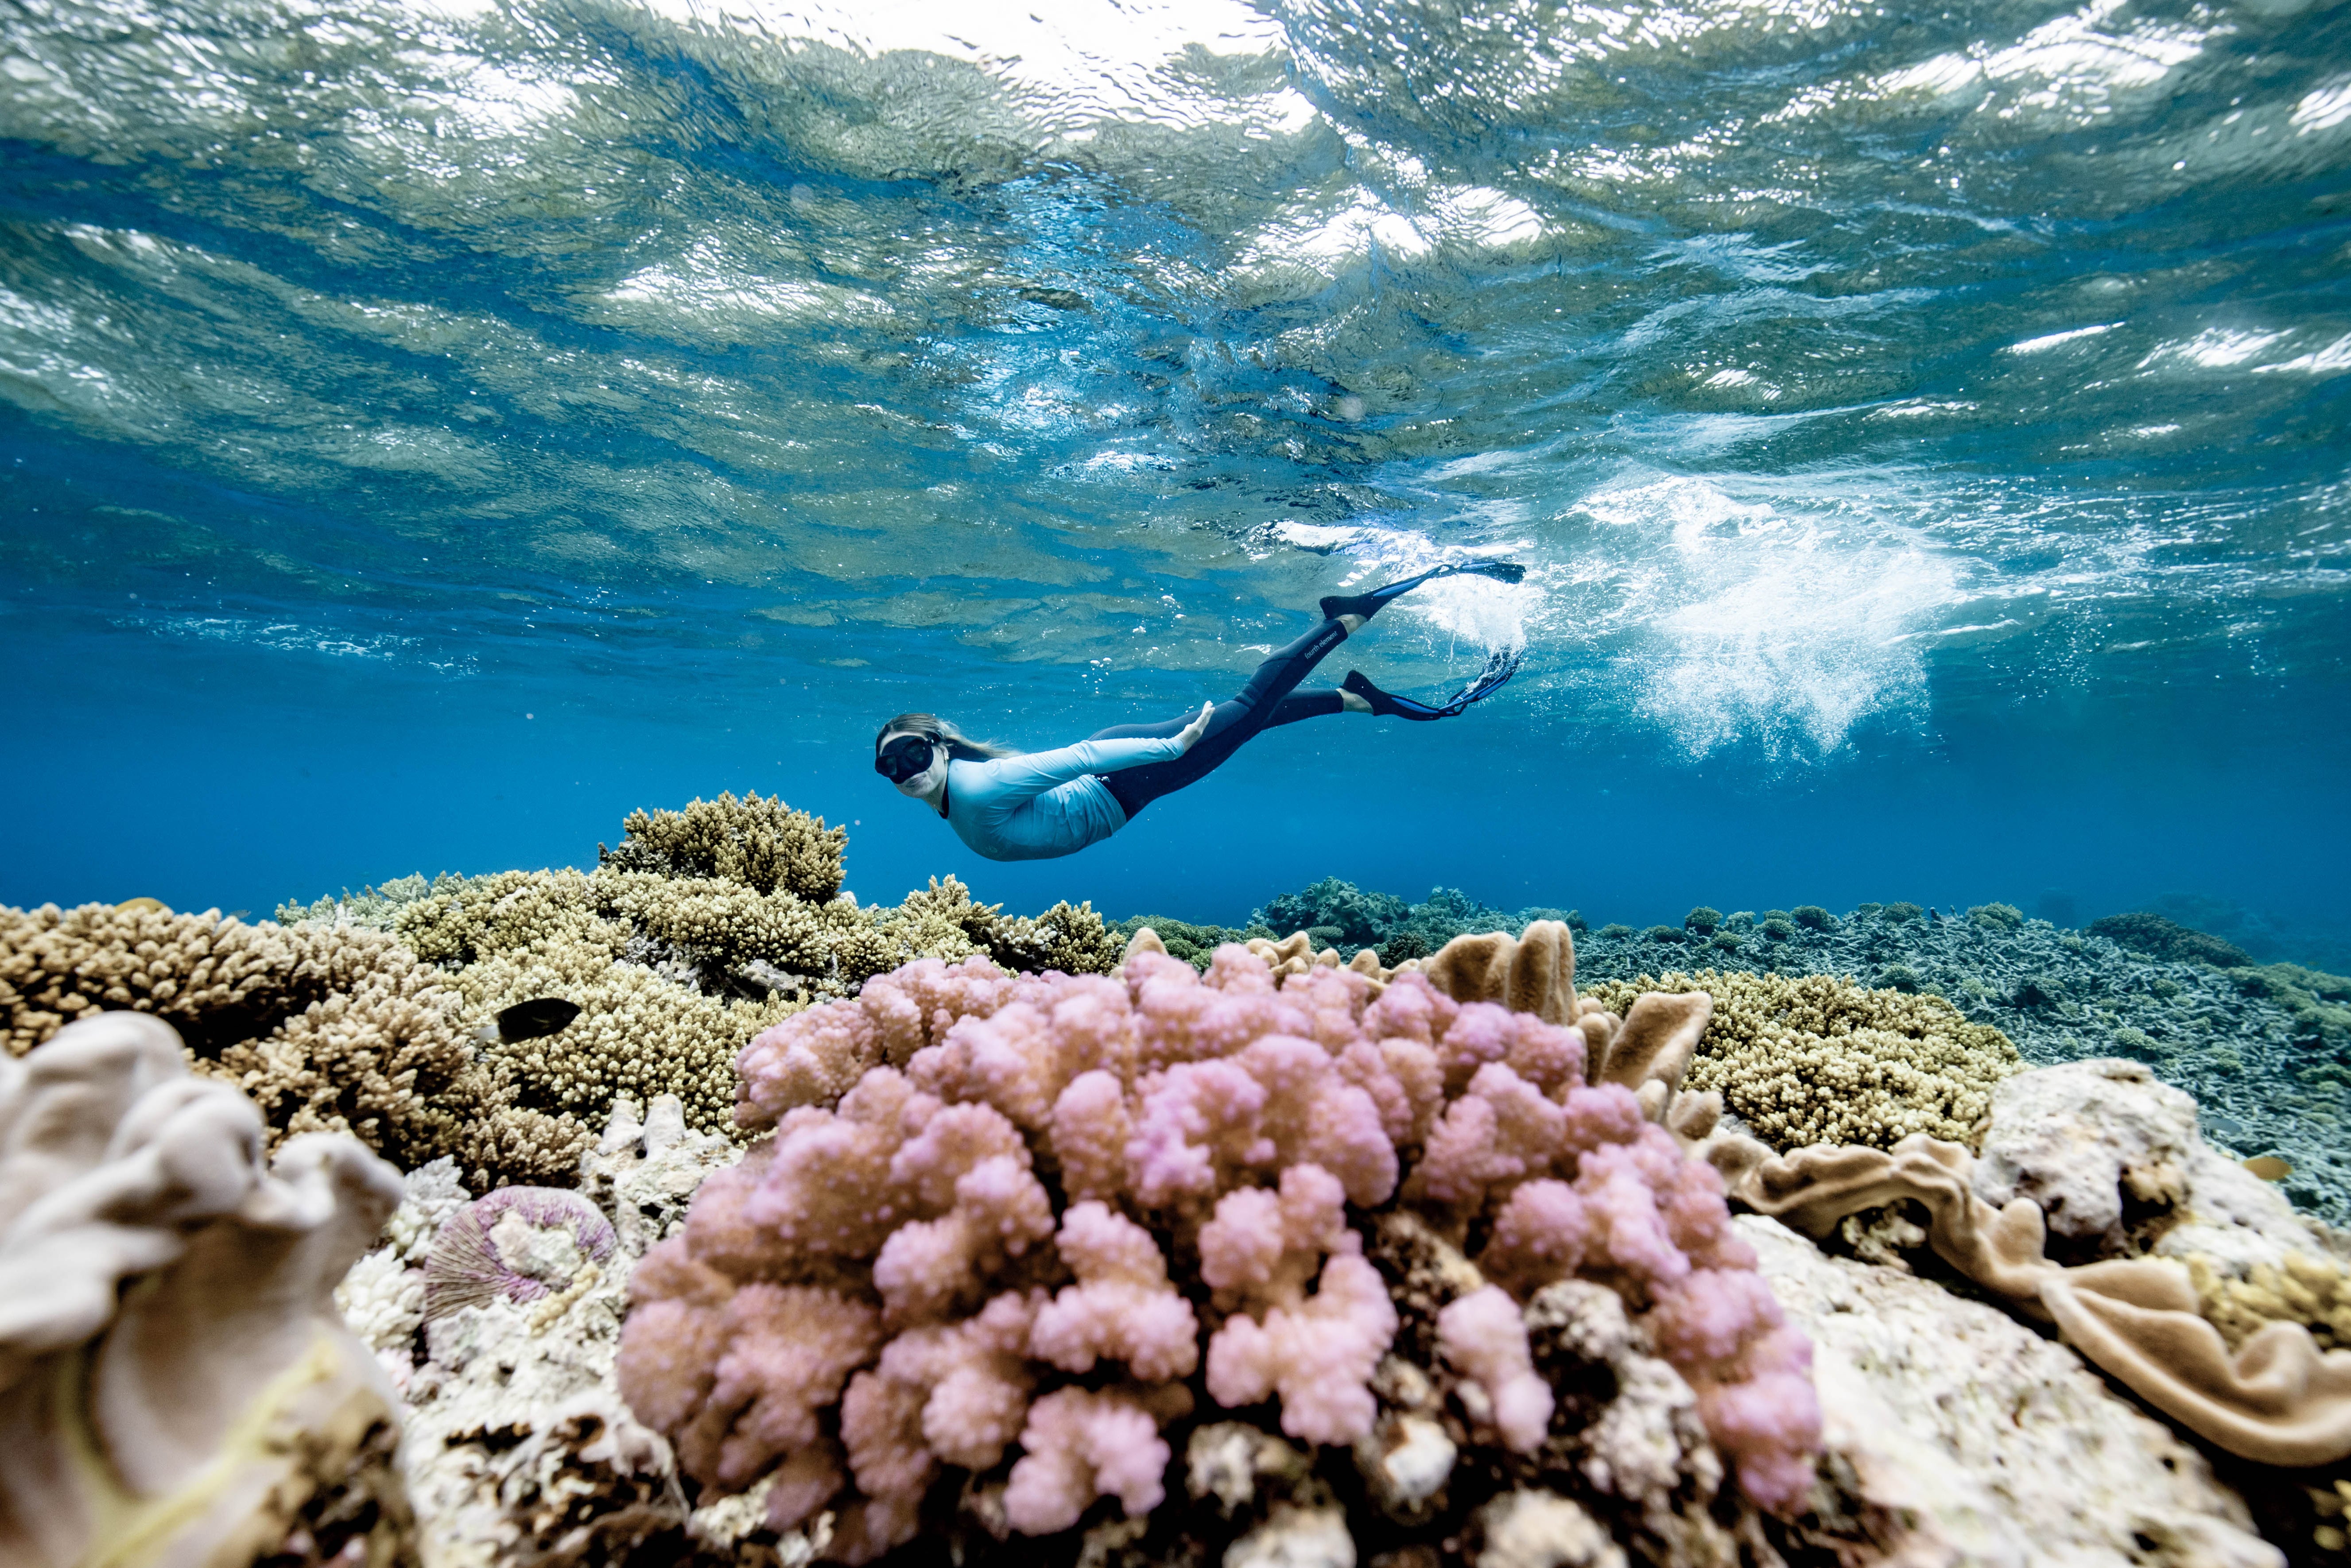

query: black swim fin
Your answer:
[1319,560,1526,626]
[1343,645,1524,721]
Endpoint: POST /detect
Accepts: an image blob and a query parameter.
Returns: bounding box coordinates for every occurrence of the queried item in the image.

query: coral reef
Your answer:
[1579,970,2021,1152]
[1110,914,1278,971]
[2195,1253,2351,1354]
[1246,878,1580,968]
[601,792,850,903]
[620,939,1821,1563]
[0,1011,415,1568]
[395,864,799,1142]
[7,794,1129,1196]
[278,872,445,932]
[299,913,2351,1568]
[1745,1216,2285,1566]
[1254,877,1411,950]
[388,797,1122,1146]
[0,898,591,1187]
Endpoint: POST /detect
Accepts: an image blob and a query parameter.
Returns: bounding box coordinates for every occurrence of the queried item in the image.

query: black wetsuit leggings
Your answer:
[1086,617,1349,820]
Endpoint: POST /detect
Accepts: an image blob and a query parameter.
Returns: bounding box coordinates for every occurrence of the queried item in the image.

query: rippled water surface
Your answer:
[2,0,2347,937]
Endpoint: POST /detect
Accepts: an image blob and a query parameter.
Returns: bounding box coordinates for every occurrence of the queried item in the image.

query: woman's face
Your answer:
[877,731,947,798]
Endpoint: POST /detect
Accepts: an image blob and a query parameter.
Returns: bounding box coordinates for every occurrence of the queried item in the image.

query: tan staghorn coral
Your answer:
[382,800,1121,1164]
[396,868,793,1142]
[0,902,586,1187]
[2,899,312,1058]
[599,870,850,974]
[1582,969,2021,1151]
[875,878,1122,979]
[598,790,849,903]
[2192,1252,2351,1352]
[875,875,1027,971]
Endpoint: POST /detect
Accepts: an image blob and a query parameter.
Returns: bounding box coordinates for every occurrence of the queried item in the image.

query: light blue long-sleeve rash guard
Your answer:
[940,736,1187,861]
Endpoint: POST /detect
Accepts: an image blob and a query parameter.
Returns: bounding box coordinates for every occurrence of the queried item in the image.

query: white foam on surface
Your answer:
[1564,477,1960,759]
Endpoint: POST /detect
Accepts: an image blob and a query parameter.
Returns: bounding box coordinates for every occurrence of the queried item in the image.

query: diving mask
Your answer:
[875,733,939,784]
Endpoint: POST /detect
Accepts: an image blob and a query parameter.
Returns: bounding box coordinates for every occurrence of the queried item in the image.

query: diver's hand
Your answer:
[1174,701,1213,753]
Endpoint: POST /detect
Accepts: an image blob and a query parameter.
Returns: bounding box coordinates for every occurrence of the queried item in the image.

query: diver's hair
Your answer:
[876,712,1023,763]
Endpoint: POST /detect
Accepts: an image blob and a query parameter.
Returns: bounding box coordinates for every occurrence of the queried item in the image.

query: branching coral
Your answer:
[874,877,1123,979]
[1582,969,2021,1150]
[600,790,849,903]
[399,867,791,1141]
[385,804,1121,1153]
[2192,1253,2351,1353]
[0,900,589,1187]
[2,898,414,1060]
[619,937,1822,1562]
[1199,1165,1398,1446]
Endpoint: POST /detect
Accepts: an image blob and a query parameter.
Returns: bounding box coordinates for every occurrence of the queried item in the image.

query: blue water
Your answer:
[3,0,2348,953]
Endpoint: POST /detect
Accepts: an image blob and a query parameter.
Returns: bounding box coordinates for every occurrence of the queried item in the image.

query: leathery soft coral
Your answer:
[618,940,1821,1562]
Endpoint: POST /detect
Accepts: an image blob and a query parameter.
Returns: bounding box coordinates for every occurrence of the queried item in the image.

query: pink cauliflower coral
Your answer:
[1028,1203,1201,1382]
[1438,1285,1554,1453]
[1199,1163,1398,1445]
[621,945,1820,1563]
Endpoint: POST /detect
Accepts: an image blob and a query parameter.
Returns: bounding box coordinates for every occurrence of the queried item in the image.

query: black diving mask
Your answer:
[875,733,938,784]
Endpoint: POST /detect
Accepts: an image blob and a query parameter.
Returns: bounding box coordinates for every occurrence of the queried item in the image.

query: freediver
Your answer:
[872,561,1526,862]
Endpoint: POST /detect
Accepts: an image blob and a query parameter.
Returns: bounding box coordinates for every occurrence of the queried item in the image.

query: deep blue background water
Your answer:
[2,0,2347,955]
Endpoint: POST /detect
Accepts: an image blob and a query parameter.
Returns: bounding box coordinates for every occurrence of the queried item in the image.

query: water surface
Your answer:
[2,0,2346,943]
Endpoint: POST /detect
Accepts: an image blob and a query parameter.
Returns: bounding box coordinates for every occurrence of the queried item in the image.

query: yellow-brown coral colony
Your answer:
[0,901,578,1183]
[0,792,1123,1190]
[1581,969,2022,1150]
[2193,1252,2351,1352]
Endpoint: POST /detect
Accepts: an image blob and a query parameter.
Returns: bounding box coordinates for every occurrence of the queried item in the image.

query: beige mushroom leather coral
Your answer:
[1725,1134,2351,1467]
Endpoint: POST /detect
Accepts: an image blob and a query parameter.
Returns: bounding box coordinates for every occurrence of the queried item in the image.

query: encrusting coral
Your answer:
[1582,969,2022,1151]
[618,933,1823,1563]
[0,1011,415,1568]
[345,1094,762,1568]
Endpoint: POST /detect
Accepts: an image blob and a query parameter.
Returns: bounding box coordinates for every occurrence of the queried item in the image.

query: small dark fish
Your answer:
[476,997,582,1046]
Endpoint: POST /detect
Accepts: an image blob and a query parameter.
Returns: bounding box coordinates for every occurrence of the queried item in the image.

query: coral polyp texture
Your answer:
[1582,969,2023,1151]
[601,791,851,902]
[0,898,590,1186]
[617,940,1823,1563]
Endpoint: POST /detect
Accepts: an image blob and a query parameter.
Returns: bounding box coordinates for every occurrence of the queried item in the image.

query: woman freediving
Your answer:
[872,561,1526,862]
